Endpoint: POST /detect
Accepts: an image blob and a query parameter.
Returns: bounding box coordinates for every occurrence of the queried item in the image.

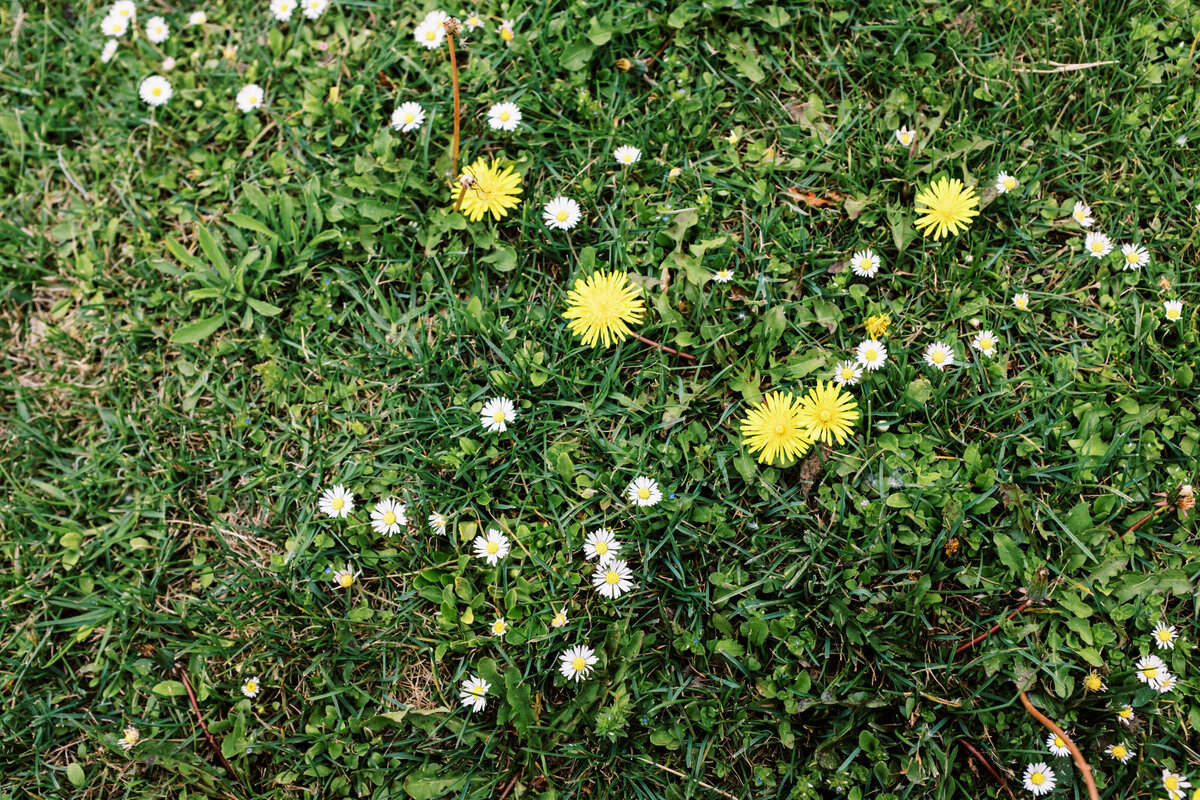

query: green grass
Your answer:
[3,0,1200,797]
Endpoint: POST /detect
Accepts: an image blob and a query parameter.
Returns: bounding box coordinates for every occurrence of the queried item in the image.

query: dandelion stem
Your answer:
[1125,504,1170,535]
[447,32,461,178]
[955,599,1031,655]
[632,332,696,361]
[955,738,1015,800]
[453,184,468,213]
[1018,690,1099,800]
[178,668,247,794]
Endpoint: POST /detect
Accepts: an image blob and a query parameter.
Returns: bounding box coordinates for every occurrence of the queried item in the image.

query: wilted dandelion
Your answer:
[864,314,891,339]
[1083,671,1106,692]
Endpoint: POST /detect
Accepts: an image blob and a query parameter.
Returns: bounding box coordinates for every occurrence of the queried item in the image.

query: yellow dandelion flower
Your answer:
[740,391,812,466]
[913,177,980,240]
[452,158,523,222]
[796,381,859,446]
[865,313,891,339]
[562,270,646,347]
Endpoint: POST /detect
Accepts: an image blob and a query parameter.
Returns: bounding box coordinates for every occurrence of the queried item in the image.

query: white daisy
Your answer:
[850,249,881,278]
[370,497,406,536]
[498,18,514,43]
[101,14,128,36]
[331,566,359,588]
[101,39,119,62]
[1117,706,1136,726]
[855,339,888,371]
[236,84,264,113]
[421,9,448,29]
[111,0,136,19]
[489,617,507,636]
[668,166,682,179]
[614,145,641,165]
[593,559,634,599]
[1155,671,1178,693]
[144,15,169,43]
[161,56,175,71]
[1164,300,1183,321]
[1135,654,1166,685]
[542,196,582,230]
[464,12,483,31]
[138,75,172,106]
[414,18,444,48]
[459,674,489,712]
[480,397,516,433]
[894,125,914,146]
[1163,769,1191,800]
[924,341,955,371]
[1012,292,1030,310]
[188,11,207,25]
[1105,742,1132,763]
[583,528,621,563]
[1022,762,1056,797]
[390,101,425,133]
[1045,733,1070,758]
[712,268,734,283]
[472,528,510,566]
[487,101,522,131]
[626,476,662,507]
[118,726,140,751]
[241,676,261,698]
[318,484,355,518]
[559,644,598,682]
[833,360,861,387]
[428,512,447,536]
[1084,231,1113,258]
[1153,621,1179,650]
[270,0,295,21]
[1119,243,1149,269]
[995,171,1019,194]
[550,607,568,628]
[302,0,328,19]
[1071,200,1094,227]
[971,330,998,357]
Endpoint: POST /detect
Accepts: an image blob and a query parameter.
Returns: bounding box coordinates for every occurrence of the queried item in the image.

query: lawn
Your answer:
[2,0,1199,798]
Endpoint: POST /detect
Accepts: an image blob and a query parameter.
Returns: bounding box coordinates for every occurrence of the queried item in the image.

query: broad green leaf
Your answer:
[246,297,282,317]
[170,315,227,345]
[226,212,279,240]
[151,680,188,697]
[196,225,231,282]
[66,763,85,787]
[993,534,1024,575]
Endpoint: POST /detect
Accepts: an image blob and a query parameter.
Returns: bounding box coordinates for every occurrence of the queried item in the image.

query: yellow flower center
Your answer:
[1119,709,1132,718]
[492,411,506,422]
[331,497,344,510]
[931,351,945,363]
[499,112,509,121]
[486,541,499,554]
[1090,240,1105,252]
[1168,308,1180,319]
[501,28,513,41]
[404,113,414,123]
[383,512,396,525]
[556,210,569,221]
[1074,210,1085,221]
[152,88,162,96]
[493,621,504,633]
[1004,177,1016,189]
[864,349,878,361]
[338,572,354,588]
[605,571,620,585]
[1143,667,1158,680]
[245,680,258,693]
[840,369,854,380]
[1112,745,1126,758]
[425,30,436,40]
[858,258,871,271]
[980,338,992,349]
[818,409,832,423]
[1127,252,1139,263]
[594,541,608,555]
[1054,737,1064,748]
[248,96,257,105]
[1167,777,1178,791]
[572,657,586,671]
[637,487,650,499]
[900,133,911,144]
[1085,675,1101,690]
[552,613,565,626]
[1031,773,1044,786]
[1159,629,1172,640]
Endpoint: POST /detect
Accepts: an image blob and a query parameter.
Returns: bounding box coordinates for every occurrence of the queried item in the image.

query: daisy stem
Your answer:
[1018,689,1099,800]
[447,32,461,178]
[632,332,696,361]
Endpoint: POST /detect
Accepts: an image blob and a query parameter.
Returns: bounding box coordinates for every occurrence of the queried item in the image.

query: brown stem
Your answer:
[447,33,460,178]
[453,183,468,213]
[632,332,696,361]
[955,599,1031,655]
[1125,505,1169,535]
[955,738,1015,800]
[496,772,520,800]
[178,668,246,793]
[1018,690,1099,800]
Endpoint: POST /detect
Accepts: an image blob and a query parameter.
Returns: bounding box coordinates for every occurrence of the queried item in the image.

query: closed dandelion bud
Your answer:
[616,58,647,75]
[328,85,339,104]
[1026,566,1051,603]
[443,17,461,36]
